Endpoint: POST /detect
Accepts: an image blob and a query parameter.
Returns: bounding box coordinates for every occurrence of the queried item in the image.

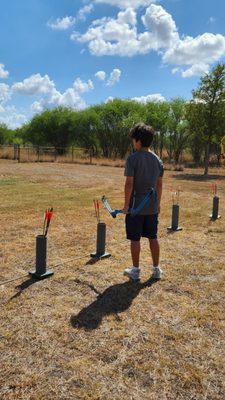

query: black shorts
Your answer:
[125,214,158,241]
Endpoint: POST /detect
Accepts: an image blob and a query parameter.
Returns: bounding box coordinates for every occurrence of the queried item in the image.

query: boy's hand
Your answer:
[123,205,129,214]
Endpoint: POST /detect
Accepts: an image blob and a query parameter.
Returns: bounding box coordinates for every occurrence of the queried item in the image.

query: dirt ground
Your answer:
[0,160,225,400]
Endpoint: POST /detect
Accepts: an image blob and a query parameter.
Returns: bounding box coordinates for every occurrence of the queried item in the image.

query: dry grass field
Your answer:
[0,159,225,400]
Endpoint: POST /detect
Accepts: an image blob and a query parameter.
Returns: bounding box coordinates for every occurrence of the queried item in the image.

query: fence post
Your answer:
[72,146,74,163]
[13,145,17,160]
[37,146,40,162]
[90,148,93,165]
[18,145,21,163]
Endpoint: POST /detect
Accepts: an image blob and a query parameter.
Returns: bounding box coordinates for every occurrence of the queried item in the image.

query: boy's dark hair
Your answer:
[130,123,155,147]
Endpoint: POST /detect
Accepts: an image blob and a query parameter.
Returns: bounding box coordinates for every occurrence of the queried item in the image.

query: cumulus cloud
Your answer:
[72,4,225,77]
[0,83,11,103]
[31,101,44,112]
[163,33,225,66]
[77,4,94,21]
[53,89,87,109]
[0,106,27,129]
[132,93,166,103]
[71,8,154,57]
[95,70,106,80]
[71,5,180,57]
[0,64,9,79]
[94,0,156,9]
[106,69,121,86]
[47,4,94,31]
[11,73,94,113]
[172,63,209,78]
[73,78,94,93]
[47,16,75,30]
[142,4,179,48]
[12,74,55,95]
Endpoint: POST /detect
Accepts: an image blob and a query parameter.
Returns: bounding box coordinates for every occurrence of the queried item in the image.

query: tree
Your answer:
[71,108,100,154]
[185,102,206,165]
[165,98,190,164]
[26,107,75,150]
[94,99,144,158]
[145,102,170,158]
[0,123,9,144]
[192,63,225,175]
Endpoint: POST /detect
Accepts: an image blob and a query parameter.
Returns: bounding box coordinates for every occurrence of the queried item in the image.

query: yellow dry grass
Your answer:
[0,159,225,400]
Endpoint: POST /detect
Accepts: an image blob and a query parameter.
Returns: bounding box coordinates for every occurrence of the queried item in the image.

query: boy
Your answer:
[123,123,164,281]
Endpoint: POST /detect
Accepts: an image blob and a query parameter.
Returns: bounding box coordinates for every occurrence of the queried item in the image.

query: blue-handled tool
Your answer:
[102,189,155,218]
[101,196,123,218]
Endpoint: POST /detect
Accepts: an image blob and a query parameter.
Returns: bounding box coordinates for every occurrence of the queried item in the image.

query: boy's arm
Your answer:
[123,176,134,214]
[156,177,163,214]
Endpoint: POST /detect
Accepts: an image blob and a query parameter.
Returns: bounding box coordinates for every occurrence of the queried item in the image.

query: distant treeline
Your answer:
[1,64,225,175]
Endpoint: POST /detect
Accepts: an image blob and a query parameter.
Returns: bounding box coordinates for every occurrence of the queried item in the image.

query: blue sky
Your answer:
[0,0,225,128]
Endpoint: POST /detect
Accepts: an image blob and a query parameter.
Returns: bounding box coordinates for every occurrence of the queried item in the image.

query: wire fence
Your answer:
[0,145,94,164]
[2,145,223,168]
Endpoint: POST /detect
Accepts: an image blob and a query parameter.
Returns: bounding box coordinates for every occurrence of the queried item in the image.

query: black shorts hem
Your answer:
[125,214,158,242]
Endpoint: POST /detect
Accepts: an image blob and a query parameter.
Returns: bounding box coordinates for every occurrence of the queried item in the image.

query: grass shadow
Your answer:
[8,277,38,302]
[173,173,225,182]
[70,278,158,331]
[85,257,100,265]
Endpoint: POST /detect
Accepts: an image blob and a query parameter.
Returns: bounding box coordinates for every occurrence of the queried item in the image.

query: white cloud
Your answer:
[47,4,94,31]
[106,69,121,86]
[173,63,209,78]
[71,5,179,57]
[163,33,225,66]
[105,96,114,103]
[142,4,179,48]
[56,89,87,109]
[0,64,9,79]
[117,8,137,25]
[77,4,94,21]
[94,0,156,9]
[95,70,106,80]
[71,8,153,57]
[132,93,166,103]
[73,78,94,93]
[12,74,55,95]
[0,106,27,129]
[72,4,225,78]
[0,83,10,104]
[12,73,94,113]
[1,73,94,127]
[31,101,44,112]
[47,16,75,30]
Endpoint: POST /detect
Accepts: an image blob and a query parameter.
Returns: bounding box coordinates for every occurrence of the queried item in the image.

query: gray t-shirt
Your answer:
[124,150,164,215]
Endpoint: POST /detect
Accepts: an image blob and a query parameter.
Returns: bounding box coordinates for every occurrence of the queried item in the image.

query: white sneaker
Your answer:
[123,267,140,281]
[151,266,163,280]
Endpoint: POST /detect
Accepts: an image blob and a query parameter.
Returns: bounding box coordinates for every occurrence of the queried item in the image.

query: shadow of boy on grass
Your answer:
[70,277,158,331]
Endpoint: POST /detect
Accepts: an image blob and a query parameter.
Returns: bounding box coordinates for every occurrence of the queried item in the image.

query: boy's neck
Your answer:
[139,147,150,152]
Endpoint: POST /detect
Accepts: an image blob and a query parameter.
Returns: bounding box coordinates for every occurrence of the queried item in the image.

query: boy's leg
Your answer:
[124,240,141,280]
[149,239,160,267]
[130,240,141,267]
[143,214,163,279]
[124,215,143,280]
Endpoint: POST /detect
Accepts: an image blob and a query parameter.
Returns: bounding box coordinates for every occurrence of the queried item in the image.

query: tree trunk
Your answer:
[204,142,210,176]
[174,150,180,165]
[159,132,164,159]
